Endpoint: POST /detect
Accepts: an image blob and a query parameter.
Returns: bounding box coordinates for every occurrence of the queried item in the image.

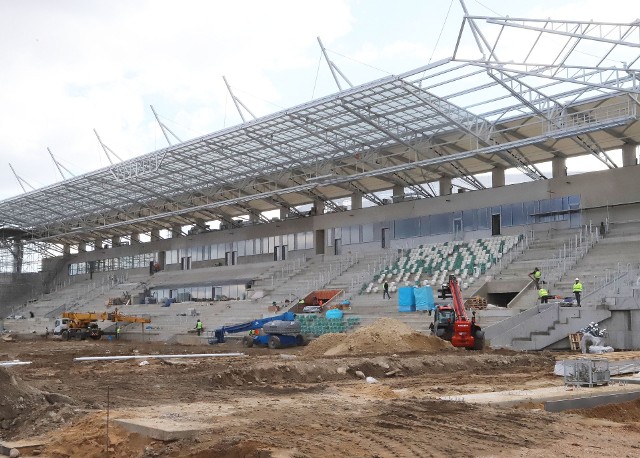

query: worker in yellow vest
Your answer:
[573,278,583,307]
[538,287,549,304]
[529,267,542,289]
[195,318,203,336]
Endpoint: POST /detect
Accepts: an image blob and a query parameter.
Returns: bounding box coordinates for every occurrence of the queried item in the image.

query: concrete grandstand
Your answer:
[1,12,640,350]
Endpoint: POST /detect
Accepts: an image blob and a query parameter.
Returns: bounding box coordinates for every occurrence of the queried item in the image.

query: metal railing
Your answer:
[42,273,130,315]
[540,225,600,283]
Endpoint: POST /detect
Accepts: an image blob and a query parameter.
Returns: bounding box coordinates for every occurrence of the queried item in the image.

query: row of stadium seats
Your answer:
[363,235,521,293]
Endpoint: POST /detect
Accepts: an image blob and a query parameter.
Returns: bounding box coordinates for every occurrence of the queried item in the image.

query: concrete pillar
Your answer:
[439,176,452,196]
[622,144,638,167]
[250,213,260,223]
[94,239,103,250]
[12,241,23,273]
[63,244,71,255]
[130,233,140,243]
[313,200,325,215]
[552,157,567,178]
[351,191,363,210]
[392,184,404,203]
[171,224,182,238]
[150,229,160,241]
[78,242,87,252]
[491,167,505,188]
[279,207,288,220]
[111,236,121,247]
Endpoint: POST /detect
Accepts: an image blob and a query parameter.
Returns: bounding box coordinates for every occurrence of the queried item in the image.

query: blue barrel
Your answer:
[415,286,435,311]
[397,286,416,312]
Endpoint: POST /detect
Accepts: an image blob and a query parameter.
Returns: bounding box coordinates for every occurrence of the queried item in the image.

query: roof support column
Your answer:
[130,233,140,243]
[392,185,404,203]
[552,157,567,178]
[313,200,325,216]
[171,225,182,238]
[250,213,260,223]
[111,236,121,247]
[439,176,452,196]
[622,144,638,167]
[279,208,288,220]
[150,229,160,241]
[12,240,23,274]
[94,239,103,250]
[351,190,363,210]
[78,242,86,253]
[492,167,506,188]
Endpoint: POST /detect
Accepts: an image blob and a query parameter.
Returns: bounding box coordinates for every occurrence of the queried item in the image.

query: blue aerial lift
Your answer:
[208,312,306,349]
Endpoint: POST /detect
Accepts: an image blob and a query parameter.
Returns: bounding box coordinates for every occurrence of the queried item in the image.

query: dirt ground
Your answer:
[2,320,640,457]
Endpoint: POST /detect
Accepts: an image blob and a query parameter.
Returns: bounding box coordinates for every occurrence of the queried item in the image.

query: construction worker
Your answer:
[383,282,391,299]
[115,325,121,339]
[538,287,550,304]
[529,267,542,289]
[195,318,203,336]
[573,278,583,307]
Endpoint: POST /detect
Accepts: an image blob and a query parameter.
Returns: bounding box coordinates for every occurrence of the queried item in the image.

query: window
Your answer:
[419,216,430,236]
[430,213,452,235]
[501,205,513,227]
[477,208,490,229]
[246,239,254,256]
[362,224,374,243]
[512,203,526,226]
[342,227,351,245]
[394,218,420,238]
[350,225,360,244]
[462,210,477,231]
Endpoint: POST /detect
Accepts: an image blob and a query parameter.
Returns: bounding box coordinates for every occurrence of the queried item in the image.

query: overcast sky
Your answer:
[0,0,636,200]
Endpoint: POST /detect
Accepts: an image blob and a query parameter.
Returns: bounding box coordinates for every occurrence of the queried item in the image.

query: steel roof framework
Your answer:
[0,13,637,253]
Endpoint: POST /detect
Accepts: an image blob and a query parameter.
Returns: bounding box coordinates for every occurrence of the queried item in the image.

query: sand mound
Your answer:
[43,413,153,458]
[0,367,77,439]
[0,367,45,430]
[304,318,451,357]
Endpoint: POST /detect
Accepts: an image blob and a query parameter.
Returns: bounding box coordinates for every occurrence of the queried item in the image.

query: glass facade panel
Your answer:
[342,227,351,245]
[362,224,374,243]
[501,205,512,227]
[296,232,306,250]
[477,208,489,229]
[394,217,420,238]
[419,216,430,236]
[430,213,452,235]
[462,210,476,231]
[512,203,526,226]
[350,225,360,244]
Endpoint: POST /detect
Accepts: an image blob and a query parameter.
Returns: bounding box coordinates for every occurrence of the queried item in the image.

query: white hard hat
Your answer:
[575,278,579,281]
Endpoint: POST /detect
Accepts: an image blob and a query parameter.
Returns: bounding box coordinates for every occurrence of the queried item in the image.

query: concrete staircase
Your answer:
[496,228,584,311]
[486,303,611,350]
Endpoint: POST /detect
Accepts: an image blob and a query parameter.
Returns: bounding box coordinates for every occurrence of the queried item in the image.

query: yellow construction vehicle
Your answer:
[53,308,150,340]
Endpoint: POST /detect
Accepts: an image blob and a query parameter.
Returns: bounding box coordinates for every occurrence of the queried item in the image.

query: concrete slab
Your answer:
[544,390,640,412]
[112,418,208,441]
[440,384,640,408]
[0,439,47,456]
